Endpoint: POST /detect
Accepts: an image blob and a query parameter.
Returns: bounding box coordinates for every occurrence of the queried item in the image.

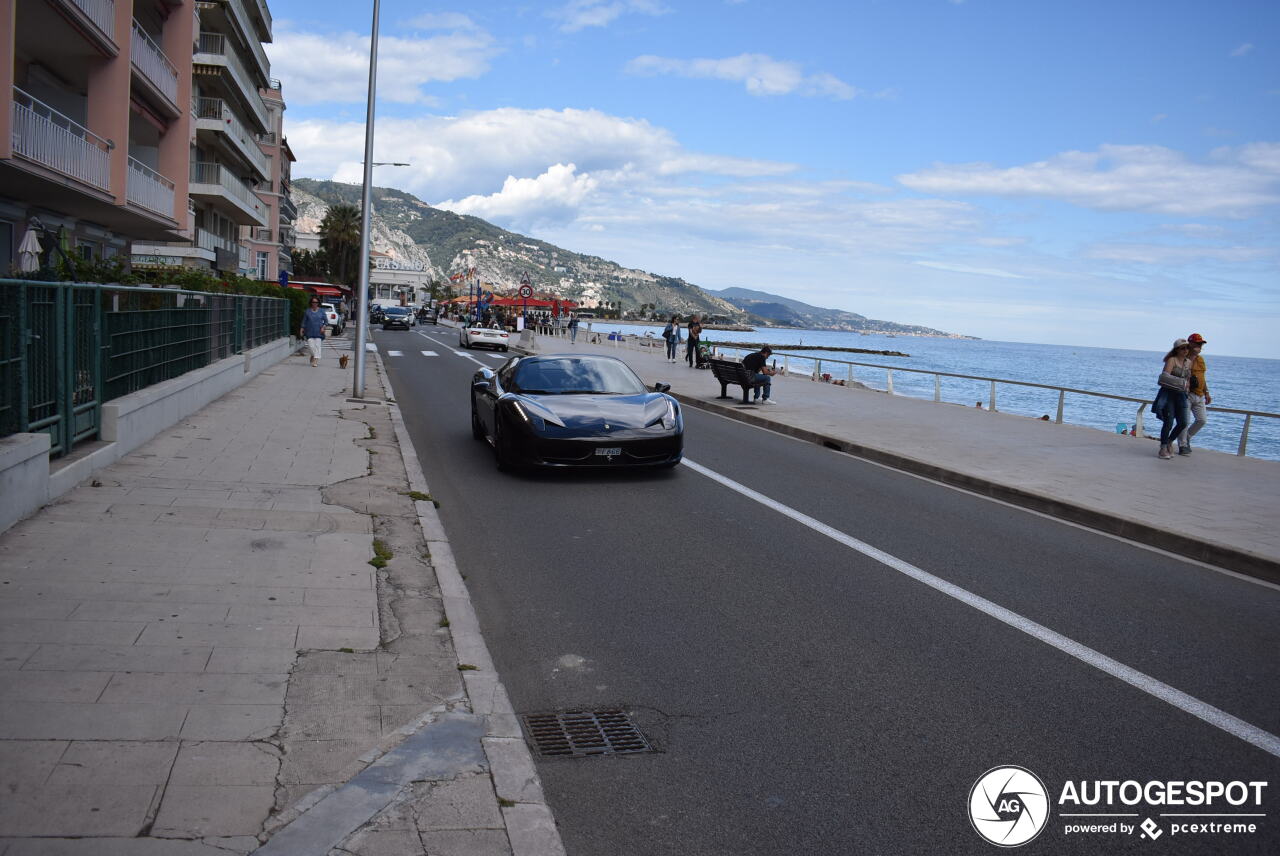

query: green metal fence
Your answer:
[1,279,288,457]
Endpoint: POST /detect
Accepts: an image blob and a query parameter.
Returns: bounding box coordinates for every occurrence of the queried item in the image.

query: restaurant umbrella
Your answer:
[17,227,42,273]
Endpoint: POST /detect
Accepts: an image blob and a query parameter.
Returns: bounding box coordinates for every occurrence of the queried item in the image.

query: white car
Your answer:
[459,324,510,352]
[319,302,344,335]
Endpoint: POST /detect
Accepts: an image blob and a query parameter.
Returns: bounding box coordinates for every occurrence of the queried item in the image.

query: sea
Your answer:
[586,322,1280,462]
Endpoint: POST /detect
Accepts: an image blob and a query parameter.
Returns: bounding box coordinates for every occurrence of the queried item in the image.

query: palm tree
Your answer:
[319,204,361,285]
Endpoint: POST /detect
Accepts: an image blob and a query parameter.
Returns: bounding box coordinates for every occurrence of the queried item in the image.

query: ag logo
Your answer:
[968,766,1050,847]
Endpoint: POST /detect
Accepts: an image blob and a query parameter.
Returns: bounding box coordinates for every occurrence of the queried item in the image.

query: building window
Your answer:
[0,221,13,272]
[79,241,100,261]
[256,251,269,281]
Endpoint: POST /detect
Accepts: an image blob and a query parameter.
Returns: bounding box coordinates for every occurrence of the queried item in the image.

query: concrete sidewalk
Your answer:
[0,337,563,855]
[521,326,1280,583]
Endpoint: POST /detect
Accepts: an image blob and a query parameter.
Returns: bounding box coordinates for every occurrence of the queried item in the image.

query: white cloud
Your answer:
[897,143,1280,216]
[913,261,1029,279]
[1230,43,1254,57]
[437,164,600,225]
[1083,243,1274,265]
[267,27,496,105]
[551,0,669,33]
[626,54,857,99]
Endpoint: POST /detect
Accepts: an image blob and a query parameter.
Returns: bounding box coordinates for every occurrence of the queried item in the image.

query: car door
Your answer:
[473,366,502,437]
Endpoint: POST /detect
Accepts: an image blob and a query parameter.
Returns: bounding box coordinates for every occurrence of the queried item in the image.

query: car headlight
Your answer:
[661,399,677,430]
[510,400,545,431]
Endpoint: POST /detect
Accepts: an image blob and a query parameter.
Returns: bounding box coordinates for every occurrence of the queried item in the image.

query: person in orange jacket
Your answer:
[1179,333,1212,455]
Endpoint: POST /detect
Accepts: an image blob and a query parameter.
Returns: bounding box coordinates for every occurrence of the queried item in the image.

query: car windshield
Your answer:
[384,307,409,316]
[510,358,646,395]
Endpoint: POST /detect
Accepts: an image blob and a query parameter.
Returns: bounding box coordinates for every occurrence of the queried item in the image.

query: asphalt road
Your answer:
[375,325,1280,855]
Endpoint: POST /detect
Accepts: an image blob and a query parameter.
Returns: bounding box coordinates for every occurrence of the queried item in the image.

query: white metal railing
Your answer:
[131,20,179,106]
[217,0,271,84]
[568,330,1279,458]
[190,161,262,217]
[196,227,235,252]
[68,0,116,40]
[194,96,270,178]
[195,32,269,131]
[10,87,112,191]
[126,156,175,216]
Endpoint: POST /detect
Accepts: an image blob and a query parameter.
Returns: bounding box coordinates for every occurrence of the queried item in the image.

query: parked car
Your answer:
[319,302,344,335]
[381,306,415,330]
[459,324,510,351]
[470,354,683,470]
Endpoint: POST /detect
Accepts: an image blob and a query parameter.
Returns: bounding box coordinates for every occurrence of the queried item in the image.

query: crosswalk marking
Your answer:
[387,350,404,357]
[421,350,438,357]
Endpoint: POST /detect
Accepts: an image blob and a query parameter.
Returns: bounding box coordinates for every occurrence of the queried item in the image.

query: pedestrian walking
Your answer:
[299,297,327,367]
[568,313,580,344]
[1154,338,1192,460]
[685,315,702,368]
[1178,333,1211,455]
[662,314,682,362]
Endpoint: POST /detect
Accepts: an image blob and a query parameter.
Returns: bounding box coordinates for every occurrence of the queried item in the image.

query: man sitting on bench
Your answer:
[742,346,777,404]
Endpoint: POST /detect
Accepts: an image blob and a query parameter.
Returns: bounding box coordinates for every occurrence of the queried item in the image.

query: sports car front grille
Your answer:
[535,437,678,464]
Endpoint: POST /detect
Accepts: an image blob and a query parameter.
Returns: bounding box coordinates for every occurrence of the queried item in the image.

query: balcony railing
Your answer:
[194,96,271,179]
[278,225,296,246]
[195,32,269,131]
[196,227,236,252]
[190,161,263,220]
[131,20,179,107]
[10,88,112,191]
[251,226,272,242]
[215,0,271,84]
[279,193,297,222]
[69,0,116,41]
[126,157,176,217]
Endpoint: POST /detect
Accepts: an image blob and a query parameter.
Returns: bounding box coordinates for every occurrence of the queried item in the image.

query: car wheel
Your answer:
[492,417,514,471]
[501,346,509,352]
[471,399,485,441]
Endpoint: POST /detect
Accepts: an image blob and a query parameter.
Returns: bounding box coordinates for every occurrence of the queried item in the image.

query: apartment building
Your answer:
[1,0,294,280]
[1,0,193,269]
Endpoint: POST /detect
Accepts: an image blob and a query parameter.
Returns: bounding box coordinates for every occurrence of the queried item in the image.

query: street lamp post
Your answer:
[352,0,382,400]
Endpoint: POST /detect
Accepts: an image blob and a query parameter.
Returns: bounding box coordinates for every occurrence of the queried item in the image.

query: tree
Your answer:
[319,204,361,285]
[290,248,329,280]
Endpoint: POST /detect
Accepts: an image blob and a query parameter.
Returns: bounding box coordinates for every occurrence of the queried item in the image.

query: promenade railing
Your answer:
[0,280,289,458]
[542,326,1277,458]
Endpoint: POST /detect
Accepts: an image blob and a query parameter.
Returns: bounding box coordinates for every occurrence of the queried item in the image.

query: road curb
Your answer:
[379,348,569,856]
[668,391,1280,586]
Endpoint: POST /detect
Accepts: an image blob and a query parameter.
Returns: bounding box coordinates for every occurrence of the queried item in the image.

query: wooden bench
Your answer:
[709,358,765,404]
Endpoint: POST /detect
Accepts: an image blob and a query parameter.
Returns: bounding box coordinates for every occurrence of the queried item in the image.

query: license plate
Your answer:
[595,447,621,456]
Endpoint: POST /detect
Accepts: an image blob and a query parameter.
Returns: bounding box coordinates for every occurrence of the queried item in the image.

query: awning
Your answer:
[307,286,345,298]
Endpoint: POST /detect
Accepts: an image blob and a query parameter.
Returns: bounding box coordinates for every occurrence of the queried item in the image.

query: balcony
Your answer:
[278,224,296,247]
[279,193,297,222]
[189,161,266,225]
[10,88,112,193]
[126,157,176,218]
[196,227,236,253]
[204,0,272,85]
[194,32,269,132]
[60,0,117,52]
[131,20,180,115]
[194,97,271,180]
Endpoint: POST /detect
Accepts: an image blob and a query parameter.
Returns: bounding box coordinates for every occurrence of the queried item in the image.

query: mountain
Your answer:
[712,287,963,337]
[291,178,966,337]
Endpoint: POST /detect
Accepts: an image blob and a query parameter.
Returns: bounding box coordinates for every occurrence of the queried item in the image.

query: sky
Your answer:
[264,1,1280,358]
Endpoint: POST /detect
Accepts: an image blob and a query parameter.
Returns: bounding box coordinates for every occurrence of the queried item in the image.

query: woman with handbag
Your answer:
[1153,339,1192,460]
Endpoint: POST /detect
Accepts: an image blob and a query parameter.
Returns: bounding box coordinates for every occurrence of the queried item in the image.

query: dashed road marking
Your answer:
[421,350,438,357]
[387,350,404,357]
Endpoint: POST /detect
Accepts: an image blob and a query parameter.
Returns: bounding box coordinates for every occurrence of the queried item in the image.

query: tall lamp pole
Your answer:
[352,0,382,399]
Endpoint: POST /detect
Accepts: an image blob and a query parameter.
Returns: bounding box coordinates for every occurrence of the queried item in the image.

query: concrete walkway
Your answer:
[1,321,1277,853]
[0,338,562,856]
[523,326,1280,583]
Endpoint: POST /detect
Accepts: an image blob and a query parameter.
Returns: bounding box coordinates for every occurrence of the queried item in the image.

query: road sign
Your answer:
[518,284,533,299]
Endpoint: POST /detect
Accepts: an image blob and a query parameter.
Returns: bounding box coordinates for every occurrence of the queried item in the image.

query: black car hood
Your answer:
[509,393,668,430]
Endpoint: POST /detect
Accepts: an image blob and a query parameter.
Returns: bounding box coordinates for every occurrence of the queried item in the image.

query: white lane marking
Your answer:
[681,457,1280,759]
[485,352,507,359]
[365,343,378,352]
[421,350,438,357]
[387,350,404,357]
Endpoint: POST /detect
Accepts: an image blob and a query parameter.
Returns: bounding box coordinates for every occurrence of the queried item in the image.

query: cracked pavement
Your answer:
[0,344,562,855]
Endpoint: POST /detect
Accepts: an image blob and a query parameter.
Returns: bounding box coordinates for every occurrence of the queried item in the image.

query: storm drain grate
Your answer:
[520,709,653,757]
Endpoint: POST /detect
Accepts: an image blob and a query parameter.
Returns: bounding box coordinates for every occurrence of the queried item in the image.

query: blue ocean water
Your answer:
[592,323,1280,461]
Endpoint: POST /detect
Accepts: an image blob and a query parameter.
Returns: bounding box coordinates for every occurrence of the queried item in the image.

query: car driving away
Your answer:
[470,353,683,470]
[319,302,344,335]
[459,324,509,351]
[381,306,415,330]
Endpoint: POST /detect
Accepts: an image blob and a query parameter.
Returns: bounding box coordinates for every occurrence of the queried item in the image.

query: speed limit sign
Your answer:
[518,284,533,299]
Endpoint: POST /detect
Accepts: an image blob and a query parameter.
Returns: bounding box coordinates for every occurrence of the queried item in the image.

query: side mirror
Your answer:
[472,380,491,392]
[653,382,671,393]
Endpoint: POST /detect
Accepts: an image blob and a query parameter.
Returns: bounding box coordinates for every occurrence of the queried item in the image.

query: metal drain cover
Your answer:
[520,709,653,757]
